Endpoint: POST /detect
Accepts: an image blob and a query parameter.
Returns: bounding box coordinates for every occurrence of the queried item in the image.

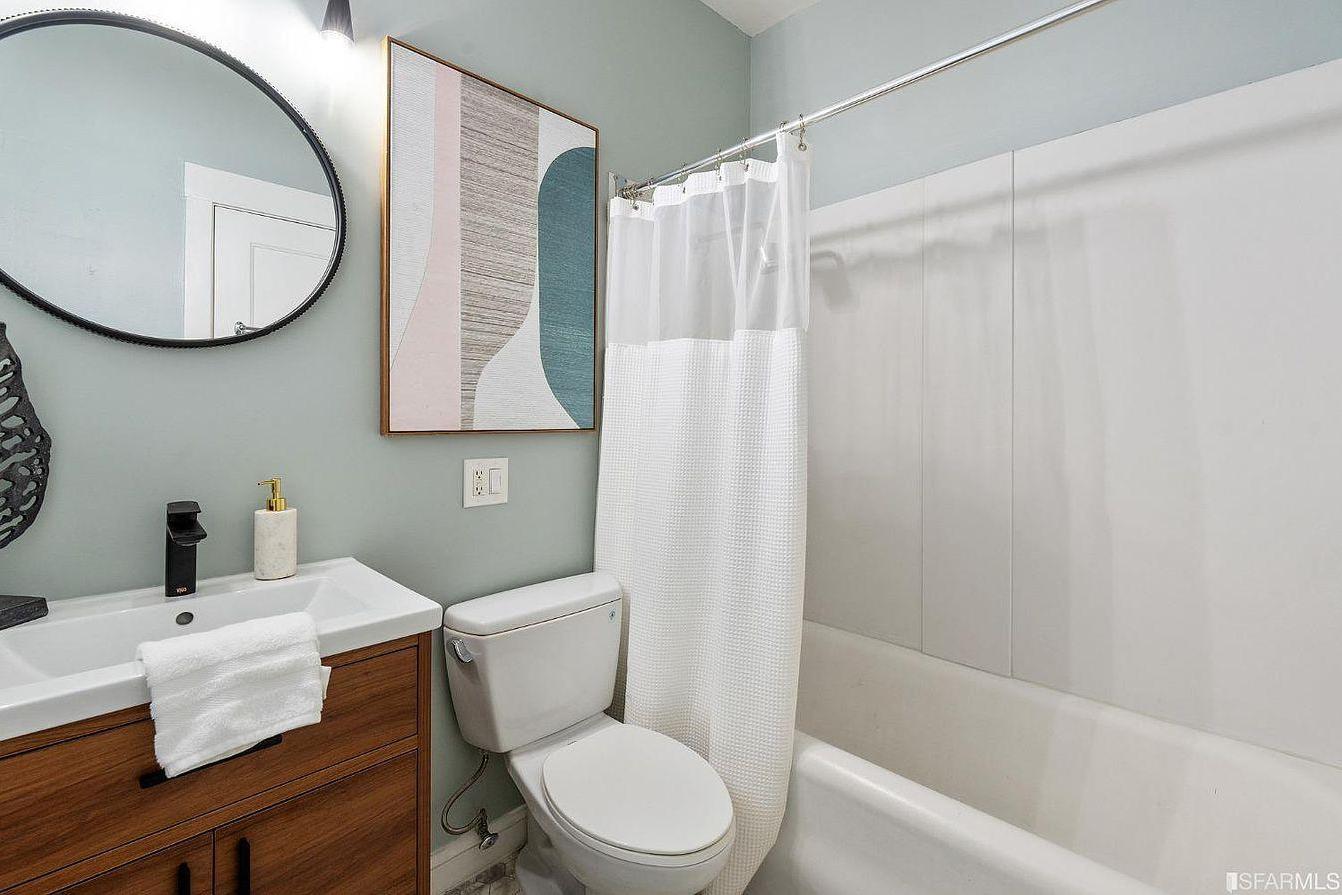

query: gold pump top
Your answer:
[258,477,288,512]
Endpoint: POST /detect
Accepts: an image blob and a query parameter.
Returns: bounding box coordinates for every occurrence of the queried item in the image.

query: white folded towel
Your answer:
[136,612,330,778]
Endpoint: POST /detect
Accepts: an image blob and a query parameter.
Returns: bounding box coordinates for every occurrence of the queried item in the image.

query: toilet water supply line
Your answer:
[442,750,501,850]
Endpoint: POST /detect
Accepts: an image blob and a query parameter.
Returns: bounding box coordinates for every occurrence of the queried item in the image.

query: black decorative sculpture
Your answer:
[0,323,51,548]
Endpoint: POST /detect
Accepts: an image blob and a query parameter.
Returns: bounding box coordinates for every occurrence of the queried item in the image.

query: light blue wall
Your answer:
[0,0,748,847]
[750,0,1342,207]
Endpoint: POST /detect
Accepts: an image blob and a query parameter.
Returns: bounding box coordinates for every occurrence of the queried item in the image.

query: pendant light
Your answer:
[321,0,354,46]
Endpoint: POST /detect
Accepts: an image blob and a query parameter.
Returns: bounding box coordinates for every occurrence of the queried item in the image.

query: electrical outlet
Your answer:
[463,458,508,508]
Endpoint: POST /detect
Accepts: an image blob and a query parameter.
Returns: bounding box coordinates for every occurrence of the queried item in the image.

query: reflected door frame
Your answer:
[182,163,336,339]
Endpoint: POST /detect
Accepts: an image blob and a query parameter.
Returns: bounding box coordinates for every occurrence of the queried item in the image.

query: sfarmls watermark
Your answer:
[1227,872,1342,892]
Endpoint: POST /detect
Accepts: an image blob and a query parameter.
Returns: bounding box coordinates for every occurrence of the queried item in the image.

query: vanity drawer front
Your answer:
[0,645,418,891]
[55,834,213,895]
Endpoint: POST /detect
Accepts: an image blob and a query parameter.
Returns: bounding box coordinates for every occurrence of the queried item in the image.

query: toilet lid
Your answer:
[542,724,734,856]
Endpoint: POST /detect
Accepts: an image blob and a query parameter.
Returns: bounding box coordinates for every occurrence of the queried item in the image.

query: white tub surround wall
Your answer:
[789,622,1342,895]
[807,55,1342,770]
[921,155,1013,674]
[807,179,922,648]
[1011,58,1342,769]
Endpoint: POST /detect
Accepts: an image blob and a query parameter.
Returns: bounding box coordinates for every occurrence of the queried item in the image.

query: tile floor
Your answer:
[442,856,522,895]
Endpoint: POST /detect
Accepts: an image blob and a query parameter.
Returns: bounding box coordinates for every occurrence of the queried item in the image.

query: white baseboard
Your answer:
[430,805,529,894]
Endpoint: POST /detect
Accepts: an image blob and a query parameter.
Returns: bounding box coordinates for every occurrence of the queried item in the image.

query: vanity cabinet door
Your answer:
[56,834,213,895]
[213,753,417,895]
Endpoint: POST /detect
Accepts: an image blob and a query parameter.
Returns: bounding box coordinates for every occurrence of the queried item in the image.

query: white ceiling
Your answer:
[698,0,820,36]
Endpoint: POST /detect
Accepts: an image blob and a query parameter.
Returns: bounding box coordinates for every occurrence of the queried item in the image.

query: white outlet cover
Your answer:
[463,458,508,508]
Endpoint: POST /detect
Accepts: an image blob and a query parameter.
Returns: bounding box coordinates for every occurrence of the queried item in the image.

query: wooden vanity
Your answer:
[0,632,432,895]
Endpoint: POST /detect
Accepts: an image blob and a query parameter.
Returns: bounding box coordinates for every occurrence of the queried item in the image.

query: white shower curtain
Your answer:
[595,133,809,894]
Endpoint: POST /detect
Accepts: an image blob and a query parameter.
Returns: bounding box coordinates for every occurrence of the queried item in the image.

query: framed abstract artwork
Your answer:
[382,38,598,434]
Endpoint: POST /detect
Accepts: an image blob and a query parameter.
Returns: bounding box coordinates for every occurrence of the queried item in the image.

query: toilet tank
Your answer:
[442,572,622,753]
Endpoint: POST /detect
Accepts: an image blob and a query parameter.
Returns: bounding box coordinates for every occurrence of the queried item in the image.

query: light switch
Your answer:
[463,458,508,508]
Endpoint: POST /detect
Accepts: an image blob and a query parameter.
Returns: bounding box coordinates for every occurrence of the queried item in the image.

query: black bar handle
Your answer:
[238,837,252,895]
[176,861,191,895]
[139,734,283,789]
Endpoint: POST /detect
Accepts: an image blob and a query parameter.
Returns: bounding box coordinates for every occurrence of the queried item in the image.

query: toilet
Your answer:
[442,573,735,895]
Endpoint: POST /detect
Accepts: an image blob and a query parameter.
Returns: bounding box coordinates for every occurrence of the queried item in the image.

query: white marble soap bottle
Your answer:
[254,476,297,580]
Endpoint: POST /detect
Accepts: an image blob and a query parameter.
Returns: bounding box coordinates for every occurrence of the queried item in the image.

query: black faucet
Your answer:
[165,501,207,598]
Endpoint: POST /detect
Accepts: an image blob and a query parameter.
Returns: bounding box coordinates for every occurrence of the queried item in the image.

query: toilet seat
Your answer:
[541,724,734,858]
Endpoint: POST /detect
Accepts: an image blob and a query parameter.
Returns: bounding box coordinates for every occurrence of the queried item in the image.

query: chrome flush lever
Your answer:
[449,638,474,664]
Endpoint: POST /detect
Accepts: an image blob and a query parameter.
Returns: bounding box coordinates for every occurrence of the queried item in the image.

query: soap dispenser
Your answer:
[254,477,298,580]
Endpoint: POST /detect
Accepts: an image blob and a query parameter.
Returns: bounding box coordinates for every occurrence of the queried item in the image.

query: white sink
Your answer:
[0,557,443,741]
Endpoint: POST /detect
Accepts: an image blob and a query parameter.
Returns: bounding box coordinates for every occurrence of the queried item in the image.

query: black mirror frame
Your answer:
[0,9,347,348]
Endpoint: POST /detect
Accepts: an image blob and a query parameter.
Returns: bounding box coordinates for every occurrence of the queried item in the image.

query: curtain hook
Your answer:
[797,115,808,152]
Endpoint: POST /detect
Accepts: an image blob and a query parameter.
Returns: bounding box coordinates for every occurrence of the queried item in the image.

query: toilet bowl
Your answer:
[508,714,735,895]
[442,573,735,895]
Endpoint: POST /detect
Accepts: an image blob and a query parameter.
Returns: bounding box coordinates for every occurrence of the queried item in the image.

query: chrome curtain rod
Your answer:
[620,0,1116,198]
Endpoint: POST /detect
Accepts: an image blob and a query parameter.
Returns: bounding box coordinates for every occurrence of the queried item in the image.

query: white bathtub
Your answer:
[750,621,1342,894]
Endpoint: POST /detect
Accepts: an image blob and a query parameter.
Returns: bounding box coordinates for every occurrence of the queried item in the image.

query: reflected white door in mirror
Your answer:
[182,164,338,340]
[0,10,345,347]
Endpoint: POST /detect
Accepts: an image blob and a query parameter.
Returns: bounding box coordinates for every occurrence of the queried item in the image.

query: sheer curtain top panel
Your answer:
[606,135,810,346]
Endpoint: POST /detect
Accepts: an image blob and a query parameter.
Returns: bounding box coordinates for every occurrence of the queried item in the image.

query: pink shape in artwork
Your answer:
[391,65,462,431]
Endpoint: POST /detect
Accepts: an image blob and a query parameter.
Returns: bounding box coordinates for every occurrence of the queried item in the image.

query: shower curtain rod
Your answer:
[620,0,1116,198]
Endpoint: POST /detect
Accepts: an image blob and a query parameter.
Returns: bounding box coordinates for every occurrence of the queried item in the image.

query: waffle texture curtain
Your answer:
[595,134,810,894]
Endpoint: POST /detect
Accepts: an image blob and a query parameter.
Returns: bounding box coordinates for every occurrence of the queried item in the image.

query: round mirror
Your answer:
[0,11,344,346]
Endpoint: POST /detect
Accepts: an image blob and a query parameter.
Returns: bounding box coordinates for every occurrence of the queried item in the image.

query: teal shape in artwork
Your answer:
[538,145,596,428]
